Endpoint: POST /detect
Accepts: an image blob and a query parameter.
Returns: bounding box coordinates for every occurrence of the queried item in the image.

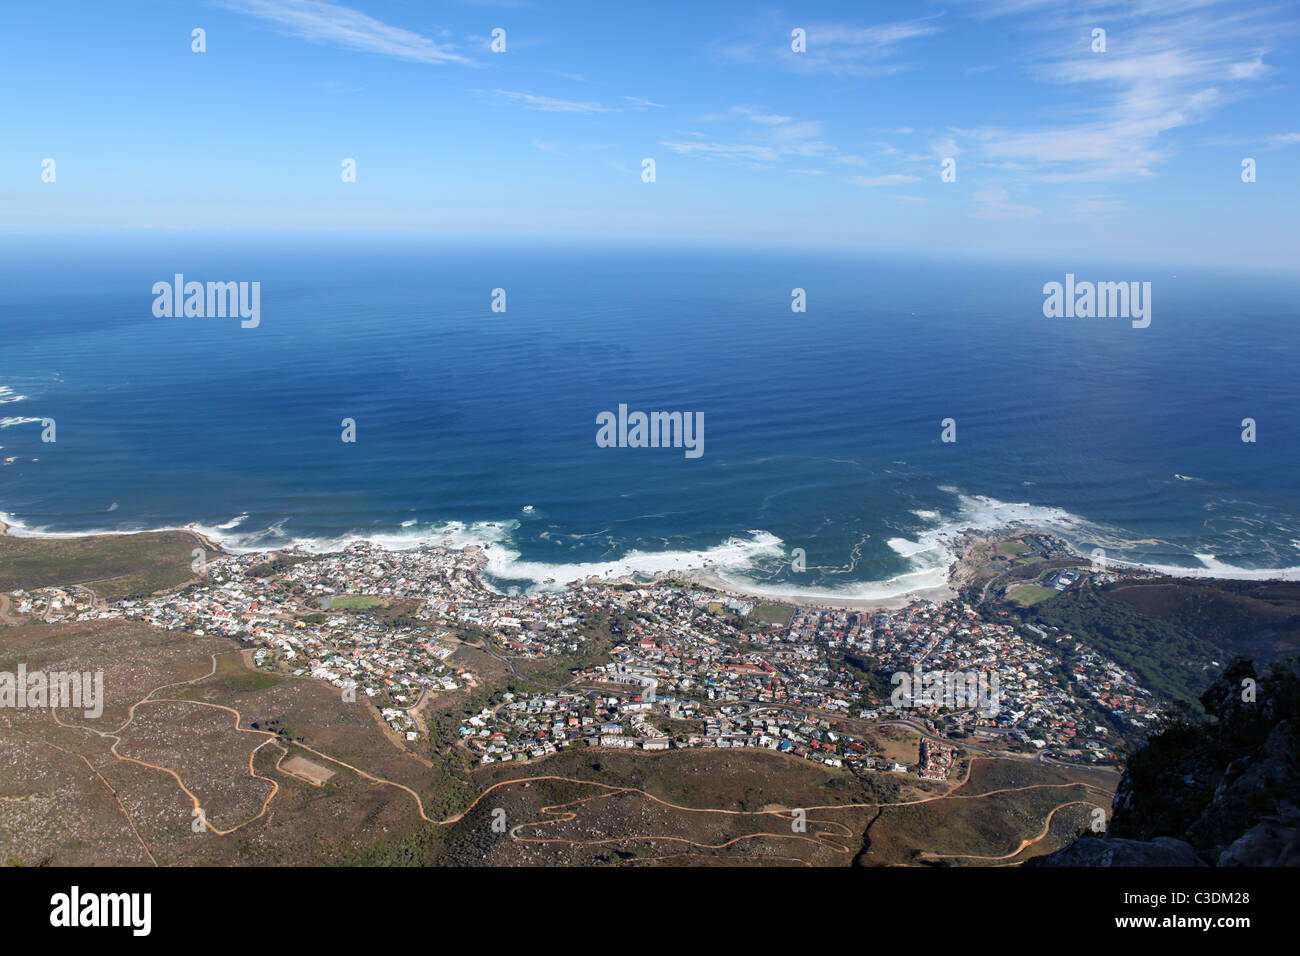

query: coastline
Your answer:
[0,512,964,610]
[678,569,957,612]
[0,515,224,558]
[4,510,1295,612]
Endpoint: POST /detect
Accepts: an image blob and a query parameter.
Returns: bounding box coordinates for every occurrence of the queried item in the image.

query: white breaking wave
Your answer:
[886,493,1086,568]
[1133,552,1300,581]
[714,561,950,602]
[886,536,935,558]
[481,530,789,592]
[182,517,517,556]
[201,518,793,595]
[0,417,40,428]
[885,491,1300,583]
[5,486,1300,599]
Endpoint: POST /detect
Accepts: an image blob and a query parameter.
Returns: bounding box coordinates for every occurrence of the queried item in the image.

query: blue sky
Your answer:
[2,0,1298,270]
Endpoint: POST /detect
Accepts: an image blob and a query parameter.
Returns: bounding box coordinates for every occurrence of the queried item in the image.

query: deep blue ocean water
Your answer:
[2,234,1298,597]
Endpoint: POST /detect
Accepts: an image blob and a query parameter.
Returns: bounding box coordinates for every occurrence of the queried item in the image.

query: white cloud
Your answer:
[733,106,793,125]
[1064,194,1126,219]
[1229,57,1267,79]
[961,0,1296,182]
[663,107,843,167]
[848,174,921,186]
[489,90,615,113]
[216,0,477,65]
[547,70,588,82]
[972,184,1041,219]
[660,141,782,164]
[715,16,939,76]
[931,135,961,159]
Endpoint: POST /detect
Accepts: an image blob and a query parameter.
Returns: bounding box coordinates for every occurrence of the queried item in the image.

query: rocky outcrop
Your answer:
[1188,719,1298,864]
[1029,657,1299,866]
[1026,836,1205,867]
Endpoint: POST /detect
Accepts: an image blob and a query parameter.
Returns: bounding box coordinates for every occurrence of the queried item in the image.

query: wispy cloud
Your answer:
[931,135,961,160]
[661,106,839,167]
[660,141,782,164]
[486,90,616,113]
[715,16,940,76]
[215,0,478,66]
[732,106,792,125]
[961,0,1298,182]
[972,185,1041,219]
[848,173,921,186]
[1063,193,1126,220]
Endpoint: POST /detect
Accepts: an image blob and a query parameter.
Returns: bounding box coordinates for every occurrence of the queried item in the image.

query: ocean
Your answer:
[2,233,1298,598]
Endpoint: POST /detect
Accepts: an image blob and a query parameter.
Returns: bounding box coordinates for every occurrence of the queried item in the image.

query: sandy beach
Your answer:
[681,570,956,612]
[0,513,1090,614]
[660,528,1087,612]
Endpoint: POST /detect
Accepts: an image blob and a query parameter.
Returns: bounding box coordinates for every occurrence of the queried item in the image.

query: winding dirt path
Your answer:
[447,760,1114,860]
[41,646,1117,866]
[48,651,446,844]
[924,799,1105,863]
[31,736,160,866]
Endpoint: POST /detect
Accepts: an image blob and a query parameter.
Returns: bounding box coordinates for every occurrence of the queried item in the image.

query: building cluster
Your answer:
[851,601,1155,762]
[7,586,102,623]
[422,587,588,659]
[463,686,878,770]
[918,738,957,780]
[10,536,1162,766]
[107,544,483,734]
[465,588,879,769]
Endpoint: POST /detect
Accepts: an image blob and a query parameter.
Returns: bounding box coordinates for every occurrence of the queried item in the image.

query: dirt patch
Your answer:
[280,754,336,787]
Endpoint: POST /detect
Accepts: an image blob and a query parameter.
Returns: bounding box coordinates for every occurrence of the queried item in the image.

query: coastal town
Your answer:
[5,529,1165,778]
